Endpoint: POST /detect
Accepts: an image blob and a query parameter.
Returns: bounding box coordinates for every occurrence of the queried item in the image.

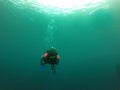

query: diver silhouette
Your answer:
[40,47,60,75]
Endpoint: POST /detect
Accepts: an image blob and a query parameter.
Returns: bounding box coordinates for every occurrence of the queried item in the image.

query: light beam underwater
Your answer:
[9,0,108,15]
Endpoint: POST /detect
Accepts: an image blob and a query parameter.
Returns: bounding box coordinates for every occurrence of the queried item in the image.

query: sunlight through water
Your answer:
[9,0,108,15]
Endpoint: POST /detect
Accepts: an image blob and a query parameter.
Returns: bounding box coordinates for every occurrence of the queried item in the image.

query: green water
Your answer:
[0,1,120,90]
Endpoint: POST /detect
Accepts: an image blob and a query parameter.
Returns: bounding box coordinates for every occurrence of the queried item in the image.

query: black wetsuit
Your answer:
[40,48,60,74]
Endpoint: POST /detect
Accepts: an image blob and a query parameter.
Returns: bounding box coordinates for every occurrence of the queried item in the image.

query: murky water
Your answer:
[0,0,120,90]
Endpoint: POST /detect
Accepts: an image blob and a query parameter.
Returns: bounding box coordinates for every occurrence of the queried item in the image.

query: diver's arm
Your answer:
[56,59,60,64]
[56,55,60,64]
[40,56,45,66]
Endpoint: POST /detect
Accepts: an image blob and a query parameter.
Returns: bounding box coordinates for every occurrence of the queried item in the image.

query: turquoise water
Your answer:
[0,0,120,90]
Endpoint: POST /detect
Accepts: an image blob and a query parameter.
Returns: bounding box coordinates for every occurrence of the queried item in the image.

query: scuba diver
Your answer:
[40,47,60,75]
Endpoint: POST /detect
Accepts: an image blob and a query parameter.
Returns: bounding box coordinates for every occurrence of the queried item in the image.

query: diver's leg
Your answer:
[51,64,54,70]
[52,64,56,75]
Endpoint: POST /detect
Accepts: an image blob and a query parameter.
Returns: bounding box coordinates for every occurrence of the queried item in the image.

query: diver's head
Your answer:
[47,46,57,55]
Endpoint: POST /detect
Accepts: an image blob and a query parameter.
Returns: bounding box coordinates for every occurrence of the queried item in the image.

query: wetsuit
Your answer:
[40,48,60,74]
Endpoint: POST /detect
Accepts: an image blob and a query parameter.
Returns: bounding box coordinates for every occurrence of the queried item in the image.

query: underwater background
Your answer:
[0,0,120,90]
